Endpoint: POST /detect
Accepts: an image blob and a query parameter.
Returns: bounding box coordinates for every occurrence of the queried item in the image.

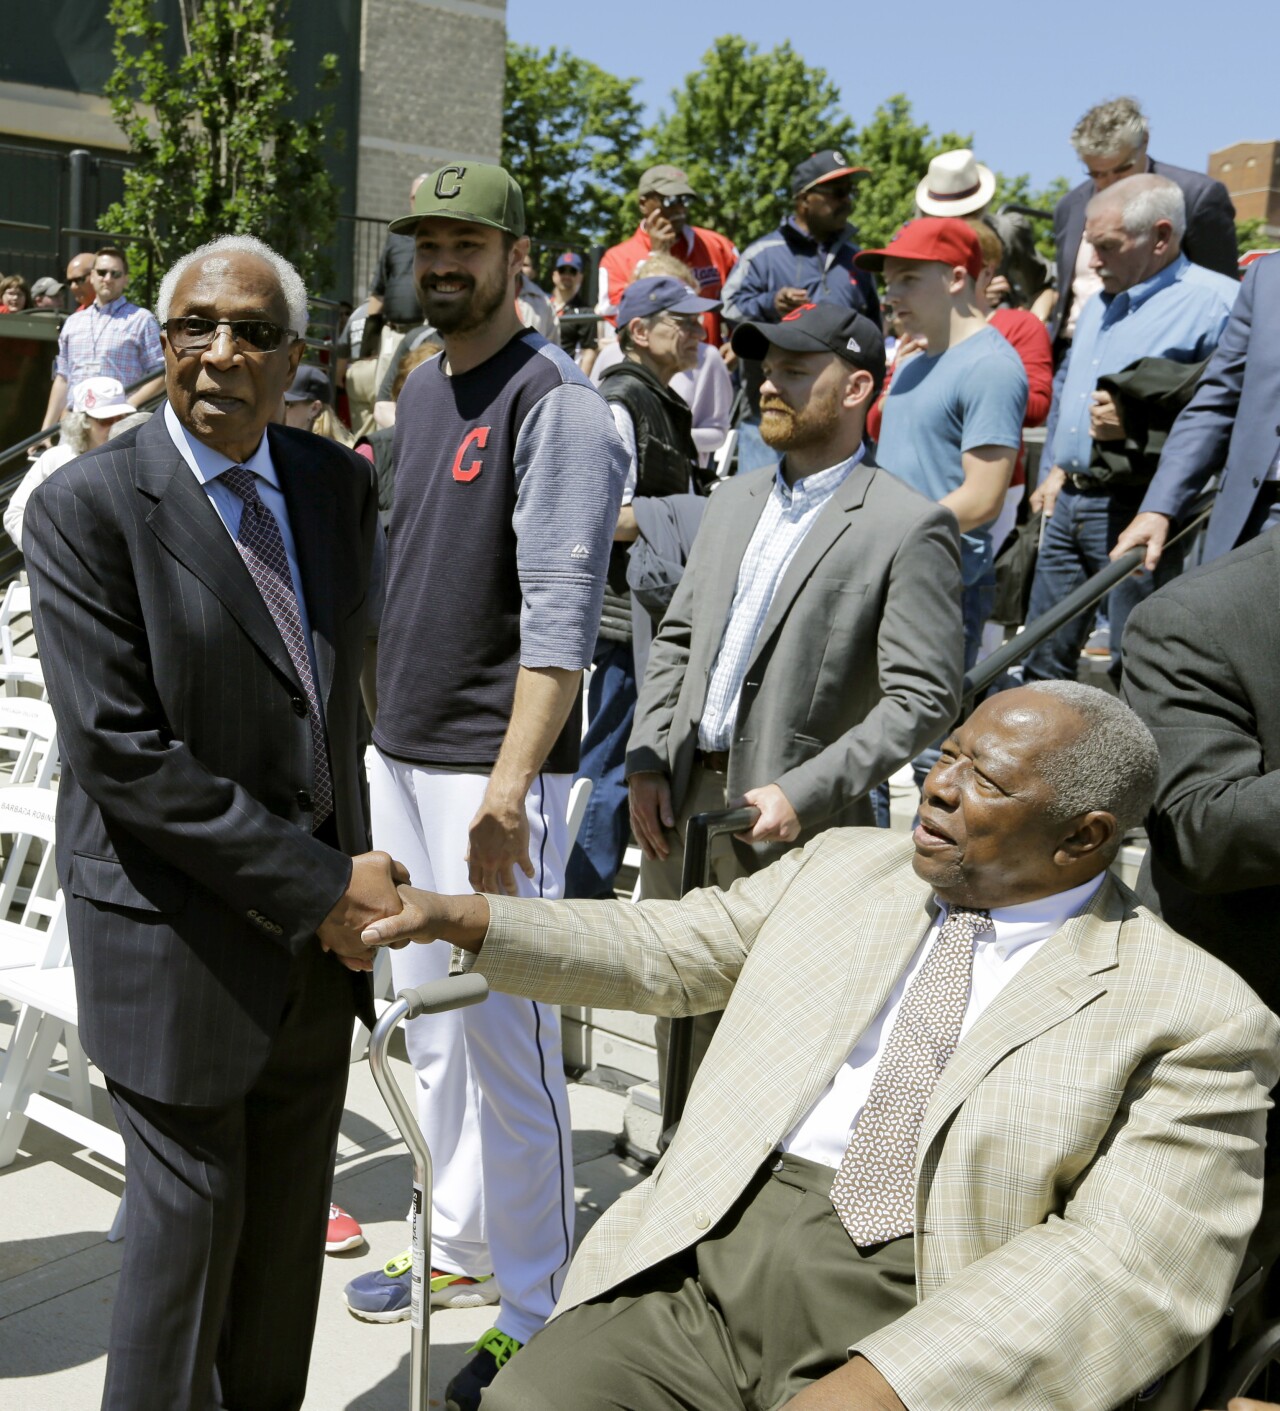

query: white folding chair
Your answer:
[0,582,43,691]
[0,699,58,788]
[0,785,62,970]
[0,895,123,1169]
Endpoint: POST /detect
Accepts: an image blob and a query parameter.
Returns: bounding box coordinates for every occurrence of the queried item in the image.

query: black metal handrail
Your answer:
[961,489,1216,706]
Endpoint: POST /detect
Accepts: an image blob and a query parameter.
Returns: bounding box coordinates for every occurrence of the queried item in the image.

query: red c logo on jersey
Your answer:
[452,426,490,482]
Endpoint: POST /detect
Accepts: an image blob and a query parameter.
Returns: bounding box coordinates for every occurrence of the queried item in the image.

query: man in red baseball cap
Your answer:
[855,217,1027,679]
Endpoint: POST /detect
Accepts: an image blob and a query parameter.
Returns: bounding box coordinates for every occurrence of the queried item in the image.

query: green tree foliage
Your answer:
[1236,217,1280,253]
[503,43,647,258]
[103,0,340,293]
[646,36,856,250]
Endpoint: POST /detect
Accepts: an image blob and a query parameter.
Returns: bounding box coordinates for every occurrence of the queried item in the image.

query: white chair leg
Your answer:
[0,1008,62,1167]
[107,1188,128,1243]
[64,1027,93,1118]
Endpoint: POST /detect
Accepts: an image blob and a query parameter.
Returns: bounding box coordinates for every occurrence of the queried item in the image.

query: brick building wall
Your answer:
[1208,140,1280,230]
[353,0,506,293]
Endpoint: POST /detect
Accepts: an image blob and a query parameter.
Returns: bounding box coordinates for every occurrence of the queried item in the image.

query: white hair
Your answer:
[155,234,309,336]
[1090,174,1186,245]
[107,410,152,440]
[1071,96,1149,160]
[58,410,93,456]
[1021,681,1159,832]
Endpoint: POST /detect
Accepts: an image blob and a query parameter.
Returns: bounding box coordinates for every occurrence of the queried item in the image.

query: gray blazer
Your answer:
[625,455,964,858]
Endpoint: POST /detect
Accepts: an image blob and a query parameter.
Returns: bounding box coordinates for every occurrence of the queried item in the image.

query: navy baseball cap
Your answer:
[284,364,332,404]
[731,304,886,388]
[616,275,719,328]
[790,149,870,198]
[554,251,584,271]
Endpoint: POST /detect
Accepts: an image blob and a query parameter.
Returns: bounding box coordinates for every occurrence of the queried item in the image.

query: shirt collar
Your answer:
[163,401,279,489]
[93,294,130,316]
[939,872,1106,960]
[1102,253,1188,319]
[773,444,863,509]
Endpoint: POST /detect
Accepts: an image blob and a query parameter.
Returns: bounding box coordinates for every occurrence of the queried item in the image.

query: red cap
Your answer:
[854,217,983,280]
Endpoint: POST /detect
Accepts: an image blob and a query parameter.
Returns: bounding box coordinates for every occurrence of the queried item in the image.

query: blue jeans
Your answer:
[1022,484,1181,686]
[735,415,780,477]
[564,639,637,899]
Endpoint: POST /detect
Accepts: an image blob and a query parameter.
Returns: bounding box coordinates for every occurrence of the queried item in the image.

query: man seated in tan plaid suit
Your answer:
[362,681,1279,1411]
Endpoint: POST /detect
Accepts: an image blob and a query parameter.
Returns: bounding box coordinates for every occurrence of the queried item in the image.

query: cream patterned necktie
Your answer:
[221,466,333,830]
[830,906,992,1246]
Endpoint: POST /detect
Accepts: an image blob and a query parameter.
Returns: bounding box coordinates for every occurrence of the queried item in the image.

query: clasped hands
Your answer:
[317,850,412,972]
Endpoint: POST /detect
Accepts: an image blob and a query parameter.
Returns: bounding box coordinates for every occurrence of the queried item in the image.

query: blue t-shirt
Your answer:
[876,325,1028,584]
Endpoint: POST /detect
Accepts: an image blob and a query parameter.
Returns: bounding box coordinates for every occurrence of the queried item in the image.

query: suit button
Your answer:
[296,790,313,810]
[694,1209,710,1230]
[291,696,307,716]
[1253,476,1262,487]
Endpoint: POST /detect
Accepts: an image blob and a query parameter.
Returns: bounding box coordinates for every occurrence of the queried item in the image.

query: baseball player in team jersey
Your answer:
[341,163,627,1410]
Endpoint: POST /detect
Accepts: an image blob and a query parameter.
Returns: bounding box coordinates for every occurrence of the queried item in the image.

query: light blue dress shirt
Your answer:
[162,402,323,711]
[1048,254,1240,476]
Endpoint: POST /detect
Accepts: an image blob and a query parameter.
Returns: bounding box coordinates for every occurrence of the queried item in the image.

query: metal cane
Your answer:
[368,972,490,1411]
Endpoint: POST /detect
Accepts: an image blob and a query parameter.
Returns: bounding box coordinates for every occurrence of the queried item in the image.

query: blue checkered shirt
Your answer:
[699,448,863,752]
[54,295,164,394]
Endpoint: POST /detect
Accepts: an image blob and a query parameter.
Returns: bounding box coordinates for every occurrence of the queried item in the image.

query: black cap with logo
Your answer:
[731,304,886,390]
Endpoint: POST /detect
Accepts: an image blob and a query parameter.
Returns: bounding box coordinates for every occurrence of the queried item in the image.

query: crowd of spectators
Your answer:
[8,85,1280,1411]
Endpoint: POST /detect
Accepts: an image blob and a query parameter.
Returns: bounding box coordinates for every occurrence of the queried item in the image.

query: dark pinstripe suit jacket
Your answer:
[23,409,378,1106]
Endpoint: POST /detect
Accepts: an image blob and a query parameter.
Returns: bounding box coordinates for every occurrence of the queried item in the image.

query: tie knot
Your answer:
[944,906,993,941]
[221,465,261,507]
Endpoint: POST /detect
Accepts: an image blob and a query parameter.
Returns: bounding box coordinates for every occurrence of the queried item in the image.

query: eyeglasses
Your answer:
[163,316,294,353]
[94,268,126,279]
[658,313,704,335]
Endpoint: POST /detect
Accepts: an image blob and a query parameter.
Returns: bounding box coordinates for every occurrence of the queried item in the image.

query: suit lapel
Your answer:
[273,428,338,708]
[917,880,1120,1163]
[748,454,875,663]
[697,471,773,672]
[138,411,302,693]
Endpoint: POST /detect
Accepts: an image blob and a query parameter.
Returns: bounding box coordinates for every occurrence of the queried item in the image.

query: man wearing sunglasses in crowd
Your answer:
[39,244,165,438]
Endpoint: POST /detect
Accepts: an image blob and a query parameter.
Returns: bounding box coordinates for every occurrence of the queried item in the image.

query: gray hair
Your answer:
[155,234,309,336]
[1071,96,1149,160]
[1089,173,1186,245]
[108,410,152,440]
[1022,681,1159,832]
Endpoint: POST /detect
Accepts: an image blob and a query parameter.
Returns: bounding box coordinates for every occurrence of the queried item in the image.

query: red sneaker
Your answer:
[326,1203,365,1254]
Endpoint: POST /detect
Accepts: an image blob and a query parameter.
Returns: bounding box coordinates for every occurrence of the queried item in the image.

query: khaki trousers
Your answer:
[642,764,750,1095]
[484,1151,917,1411]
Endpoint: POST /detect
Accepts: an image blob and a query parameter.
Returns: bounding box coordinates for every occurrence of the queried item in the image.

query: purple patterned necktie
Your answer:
[829,905,991,1246]
[221,466,333,830]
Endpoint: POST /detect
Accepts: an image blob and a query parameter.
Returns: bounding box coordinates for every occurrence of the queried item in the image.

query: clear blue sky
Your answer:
[507,0,1279,192]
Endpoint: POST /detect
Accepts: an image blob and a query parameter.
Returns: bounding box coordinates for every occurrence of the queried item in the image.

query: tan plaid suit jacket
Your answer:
[479,827,1280,1411]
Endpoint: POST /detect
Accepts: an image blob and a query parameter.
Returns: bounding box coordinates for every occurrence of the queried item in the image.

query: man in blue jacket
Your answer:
[722,150,881,472]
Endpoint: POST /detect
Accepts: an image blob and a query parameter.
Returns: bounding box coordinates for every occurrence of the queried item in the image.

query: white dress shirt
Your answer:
[782,873,1106,1168]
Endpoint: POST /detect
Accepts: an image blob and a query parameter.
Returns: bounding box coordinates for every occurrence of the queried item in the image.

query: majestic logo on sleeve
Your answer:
[451,426,490,482]
[435,166,466,200]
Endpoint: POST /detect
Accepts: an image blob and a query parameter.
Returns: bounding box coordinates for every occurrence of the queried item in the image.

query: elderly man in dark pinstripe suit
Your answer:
[23,234,403,1411]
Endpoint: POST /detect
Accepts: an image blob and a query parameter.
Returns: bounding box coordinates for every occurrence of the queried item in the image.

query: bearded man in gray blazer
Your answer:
[627,303,963,891]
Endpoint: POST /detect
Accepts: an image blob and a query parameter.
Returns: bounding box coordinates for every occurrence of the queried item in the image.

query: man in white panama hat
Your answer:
[916,149,1052,314]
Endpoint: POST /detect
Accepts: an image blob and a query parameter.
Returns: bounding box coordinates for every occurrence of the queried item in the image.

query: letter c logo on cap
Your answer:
[452,426,490,482]
[435,166,466,200]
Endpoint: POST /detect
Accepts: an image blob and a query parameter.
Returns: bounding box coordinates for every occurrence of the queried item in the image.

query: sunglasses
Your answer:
[164,316,293,353]
[68,274,90,284]
[94,268,126,278]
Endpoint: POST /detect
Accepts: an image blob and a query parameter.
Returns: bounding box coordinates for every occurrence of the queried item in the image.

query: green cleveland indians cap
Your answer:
[388,162,526,237]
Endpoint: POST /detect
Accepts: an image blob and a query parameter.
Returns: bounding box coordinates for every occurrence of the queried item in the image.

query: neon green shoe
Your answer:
[446,1327,523,1411]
